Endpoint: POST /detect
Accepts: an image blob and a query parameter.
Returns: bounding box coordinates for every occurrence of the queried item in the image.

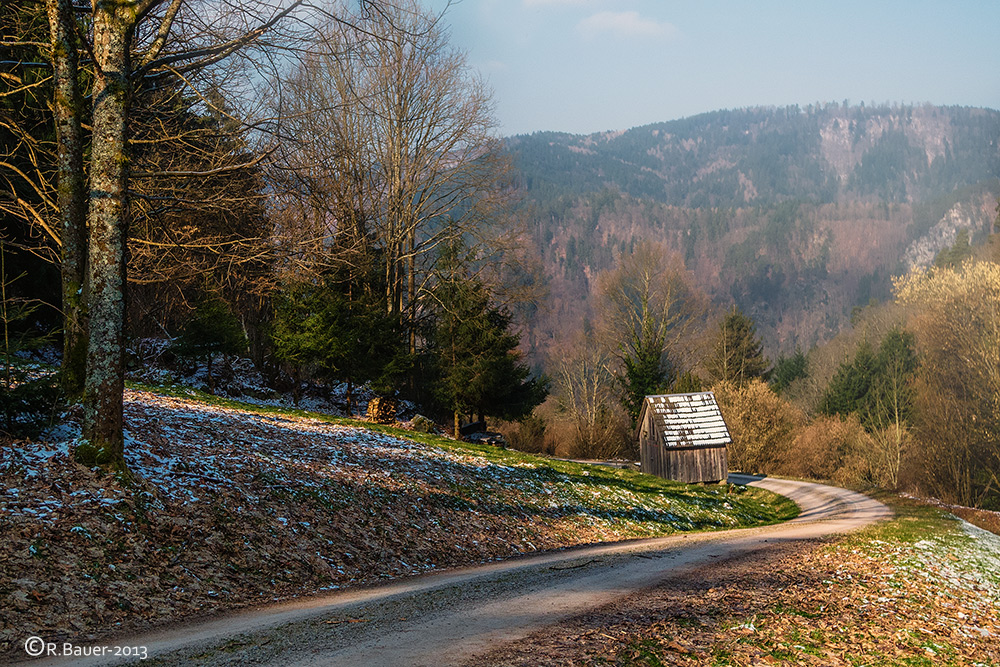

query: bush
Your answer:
[0,369,62,439]
[498,414,547,454]
[785,414,871,484]
[896,260,1000,507]
[712,379,803,474]
[567,407,633,461]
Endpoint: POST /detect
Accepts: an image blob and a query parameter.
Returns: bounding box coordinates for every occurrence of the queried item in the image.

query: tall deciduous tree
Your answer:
[896,260,1000,507]
[274,0,516,348]
[45,0,88,398]
[595,242,709,423]
[78,0,135,466]
[71,0,309,468]
[550,334,629,459]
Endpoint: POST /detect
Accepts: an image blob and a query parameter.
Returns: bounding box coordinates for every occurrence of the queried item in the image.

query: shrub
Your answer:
[712,379,803,475]
[0,369,62,439]
[785,414,871,484]
[498,414,547,454]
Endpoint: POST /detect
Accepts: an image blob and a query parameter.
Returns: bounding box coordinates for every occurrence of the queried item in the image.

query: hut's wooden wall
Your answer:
[639,440,728,483]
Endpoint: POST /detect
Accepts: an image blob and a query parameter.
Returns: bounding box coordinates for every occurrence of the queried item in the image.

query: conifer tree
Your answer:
[616,317,674,422]
[771,348,808,394]
[173,295,247,394]
[820,339,876,418]
[705,305,770,385]
[819,329,917,431]
[270,267,406,415]
[431,244,545,435]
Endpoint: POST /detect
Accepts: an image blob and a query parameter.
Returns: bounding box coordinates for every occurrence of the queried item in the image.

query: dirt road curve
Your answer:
[18,476,889,667]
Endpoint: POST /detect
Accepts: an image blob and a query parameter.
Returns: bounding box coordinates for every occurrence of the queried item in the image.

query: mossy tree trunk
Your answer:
[79,1,132,469]
[46,0,89,401]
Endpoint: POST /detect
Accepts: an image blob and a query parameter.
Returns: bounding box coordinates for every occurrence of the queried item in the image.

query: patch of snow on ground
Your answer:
[908,518,1000,612]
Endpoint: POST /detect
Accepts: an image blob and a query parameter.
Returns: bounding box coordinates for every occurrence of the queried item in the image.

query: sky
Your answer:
[423,0,1000,136]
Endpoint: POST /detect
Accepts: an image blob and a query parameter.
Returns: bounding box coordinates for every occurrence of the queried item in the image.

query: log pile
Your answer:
[366,397,398,424]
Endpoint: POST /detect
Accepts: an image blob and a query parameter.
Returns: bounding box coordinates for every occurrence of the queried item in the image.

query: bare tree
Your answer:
[595,241,711,421]
[272,1,517,347]
[550,334,629,459]
[896,260,1000,506]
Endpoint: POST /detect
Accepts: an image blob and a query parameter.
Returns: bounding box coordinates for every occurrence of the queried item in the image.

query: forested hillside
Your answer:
[511,103,1000,358]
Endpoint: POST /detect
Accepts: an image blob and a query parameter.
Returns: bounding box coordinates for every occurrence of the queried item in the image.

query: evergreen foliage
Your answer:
[770,348,809,394]
[173,296,248,394]
[671,370,703,394]
[617,319,674,422]
[0,245,62,437]
[705,306,770,385]
[430,244,546,432]
[270,269,406,414]
[933,228,973,268]
[819,328,917,432]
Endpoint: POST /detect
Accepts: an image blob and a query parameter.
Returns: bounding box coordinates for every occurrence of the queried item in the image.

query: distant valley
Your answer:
[510,103,1000,361]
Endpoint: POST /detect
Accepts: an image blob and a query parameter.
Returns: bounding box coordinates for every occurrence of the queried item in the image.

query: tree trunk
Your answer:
[46,0,88,400]
[79,2,131,469]
[206,353,214,394]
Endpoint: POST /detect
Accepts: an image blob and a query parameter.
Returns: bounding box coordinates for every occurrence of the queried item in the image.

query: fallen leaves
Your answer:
[470,502,1000,666]
[0,387,788,660]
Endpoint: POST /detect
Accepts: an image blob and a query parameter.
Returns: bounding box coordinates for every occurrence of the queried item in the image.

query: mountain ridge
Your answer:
[509,103,1000,360]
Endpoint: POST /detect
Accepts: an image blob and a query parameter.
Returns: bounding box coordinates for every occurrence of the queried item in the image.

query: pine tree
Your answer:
[771,348,808,394]
[933,229,972,268]
[270,268,406,415]
[705,305,770,385]
[820,339,876,419]
[617,316,674,422]
[819,329,916,432]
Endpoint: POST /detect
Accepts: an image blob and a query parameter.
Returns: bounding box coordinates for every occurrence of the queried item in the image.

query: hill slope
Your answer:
[511,103,1000,357]
[0,388,794,657]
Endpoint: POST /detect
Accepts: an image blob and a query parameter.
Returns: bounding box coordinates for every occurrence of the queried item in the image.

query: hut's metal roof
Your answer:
[642,392,731,449]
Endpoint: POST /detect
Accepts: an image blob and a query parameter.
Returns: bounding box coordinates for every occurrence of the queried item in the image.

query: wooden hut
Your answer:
[636,392,731,483]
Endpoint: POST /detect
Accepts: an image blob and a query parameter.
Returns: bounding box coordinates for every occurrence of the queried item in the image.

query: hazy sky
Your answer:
[424,0,1000,136]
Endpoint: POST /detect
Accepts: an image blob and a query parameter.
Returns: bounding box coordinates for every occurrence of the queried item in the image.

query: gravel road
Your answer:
[16,476,889,667]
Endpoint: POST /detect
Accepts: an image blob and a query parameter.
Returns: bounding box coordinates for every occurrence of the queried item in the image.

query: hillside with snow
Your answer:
[0,387,795,656]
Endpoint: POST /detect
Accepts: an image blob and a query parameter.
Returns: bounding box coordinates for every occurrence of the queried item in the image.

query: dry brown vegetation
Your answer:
[471,498,1000,666]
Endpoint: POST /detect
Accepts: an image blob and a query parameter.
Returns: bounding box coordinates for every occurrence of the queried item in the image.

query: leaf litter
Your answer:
[470,497,1000,666]
[0,387,788,658]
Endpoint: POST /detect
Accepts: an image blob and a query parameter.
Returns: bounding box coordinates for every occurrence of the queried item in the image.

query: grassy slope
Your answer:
[473,494,1000,666]
[0,386,796,657]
